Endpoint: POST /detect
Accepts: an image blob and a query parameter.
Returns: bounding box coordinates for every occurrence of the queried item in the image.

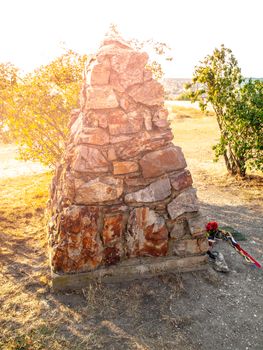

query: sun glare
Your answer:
[0,0,262,78]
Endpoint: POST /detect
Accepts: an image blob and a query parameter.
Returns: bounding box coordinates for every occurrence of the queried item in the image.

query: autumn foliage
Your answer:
[0,50,86,166]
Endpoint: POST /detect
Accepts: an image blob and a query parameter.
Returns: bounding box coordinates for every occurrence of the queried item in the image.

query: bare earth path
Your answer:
[0,116,262,349]
[171,116,263,350]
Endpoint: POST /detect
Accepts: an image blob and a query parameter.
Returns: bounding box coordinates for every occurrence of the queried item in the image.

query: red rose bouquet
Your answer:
[206,221,218,233]
[205,221,261,268]
[205,221,219,241]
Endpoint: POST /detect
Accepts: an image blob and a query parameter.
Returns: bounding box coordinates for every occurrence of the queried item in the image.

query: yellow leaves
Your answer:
[2,50,86,166]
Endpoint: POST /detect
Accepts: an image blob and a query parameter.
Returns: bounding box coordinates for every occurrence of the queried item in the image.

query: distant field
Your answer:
[165,100,201,110]
[165,101,215,119]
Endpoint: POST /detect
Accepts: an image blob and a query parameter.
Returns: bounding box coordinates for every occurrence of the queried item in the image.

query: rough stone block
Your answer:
[83,110,108,128]
[170,218,189,239]
[102,213,124,244]
[127,207,168,257]
[113,161,139,175]
[171,238,209,256]
[107,147,117,161]
[140,240,168,257]
[144,111,153,130]
[170,170,193,191]
[72,146,109,173]
[128,80,164,106]
[125,178,171,203]
[167,188,199,220]
[103,243,123,266]
[58,205,83,234]
[108,110,143,135]
[98,113,108,128]
[87,62,110,86]
[119,94,137,112]
[109,70,125,92]
[153,119,170,129]
[85,86,119,109]
[110,50,148,88]
[124,177,154,189]
[154,108,169,120]
[110,134,134,144]
[74,127,109,145]
[116,130,173,160]
[140,146,187,178]
[51,206,102,273]
[187,213,208,238]
[75,177,123,204]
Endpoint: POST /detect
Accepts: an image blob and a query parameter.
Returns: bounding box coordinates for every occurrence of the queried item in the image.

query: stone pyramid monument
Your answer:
[48,29,208,290]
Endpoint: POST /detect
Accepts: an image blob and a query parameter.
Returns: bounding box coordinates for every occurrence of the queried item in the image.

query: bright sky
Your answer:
[0,0,262,78]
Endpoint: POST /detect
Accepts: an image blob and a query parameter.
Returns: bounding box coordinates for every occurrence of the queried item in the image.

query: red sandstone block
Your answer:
[113,161,139,175]
[172,238,209,256]
[170,170,193,191]
[139,146,187,178]
[102,213,124,244]
[128,80,164,106]
[127,207,168,258]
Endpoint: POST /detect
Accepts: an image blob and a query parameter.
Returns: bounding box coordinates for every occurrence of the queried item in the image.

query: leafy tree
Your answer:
[0,62,19,142]
[4,50,87,166]
[187,45,263,177]
[232,79,263,173]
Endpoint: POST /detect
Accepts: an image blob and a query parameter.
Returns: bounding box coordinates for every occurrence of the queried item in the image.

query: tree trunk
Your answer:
[215,111,247,178]
[224,149,246,177]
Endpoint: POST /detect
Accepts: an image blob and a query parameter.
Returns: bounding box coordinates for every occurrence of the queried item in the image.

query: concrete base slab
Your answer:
[52,254,208,291]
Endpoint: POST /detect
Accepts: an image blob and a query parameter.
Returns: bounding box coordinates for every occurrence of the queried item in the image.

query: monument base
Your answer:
[52,254,208,291]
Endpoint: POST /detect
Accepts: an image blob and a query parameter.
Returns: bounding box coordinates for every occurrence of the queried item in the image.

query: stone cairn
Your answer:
[48,32,208,288]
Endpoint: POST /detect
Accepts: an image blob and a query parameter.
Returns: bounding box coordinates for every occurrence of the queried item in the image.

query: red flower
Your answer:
[206,221,218,233]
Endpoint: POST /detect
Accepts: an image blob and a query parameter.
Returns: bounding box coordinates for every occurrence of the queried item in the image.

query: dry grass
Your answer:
[168,105,215,119]
[0,173,52,239]
[0,173,56,349]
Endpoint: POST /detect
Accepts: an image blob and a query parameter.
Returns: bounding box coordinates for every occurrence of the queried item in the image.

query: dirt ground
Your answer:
[0,114,262,350]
